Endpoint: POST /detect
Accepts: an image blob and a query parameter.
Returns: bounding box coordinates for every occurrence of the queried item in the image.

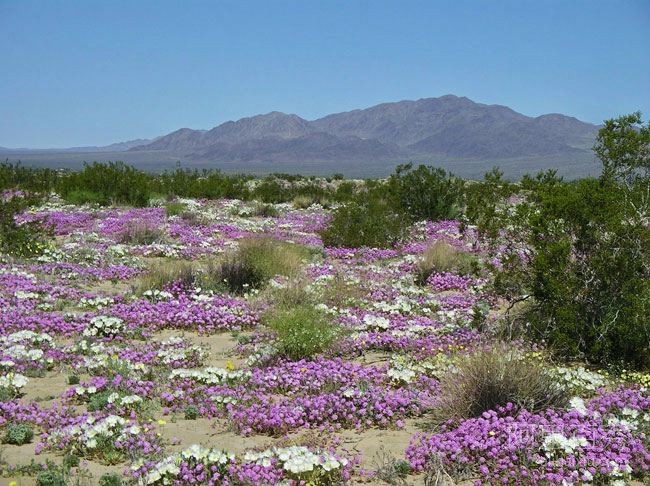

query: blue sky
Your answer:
[1,0,649,148]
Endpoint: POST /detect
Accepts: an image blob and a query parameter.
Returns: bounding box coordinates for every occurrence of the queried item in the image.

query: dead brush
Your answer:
[372,446,412,485]
[118,221,166,245]
[434,344,568,424]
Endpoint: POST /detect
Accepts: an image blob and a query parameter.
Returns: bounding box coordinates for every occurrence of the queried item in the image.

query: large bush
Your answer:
[319,196,408,248]
[385,163,463,222]
[0,192,51,257]
[494,113,650,370]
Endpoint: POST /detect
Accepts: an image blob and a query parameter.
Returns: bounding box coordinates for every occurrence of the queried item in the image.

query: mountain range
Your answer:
[1,95,602,178]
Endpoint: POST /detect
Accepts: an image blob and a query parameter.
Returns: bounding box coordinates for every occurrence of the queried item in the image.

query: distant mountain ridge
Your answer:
[128,95,599,166]
[1,95,602,179]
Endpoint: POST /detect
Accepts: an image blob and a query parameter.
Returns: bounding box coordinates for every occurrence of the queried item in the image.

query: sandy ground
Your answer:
[4,330,436,484]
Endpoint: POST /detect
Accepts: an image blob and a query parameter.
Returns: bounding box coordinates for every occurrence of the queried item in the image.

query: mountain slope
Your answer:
[130,95,599,167]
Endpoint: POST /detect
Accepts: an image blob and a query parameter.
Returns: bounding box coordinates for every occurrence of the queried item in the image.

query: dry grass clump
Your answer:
[292,195,314,209]
[435,345,568,423]
[415,241,479,285]
[261,279,315,310]
[320,272,367,307]
[217,237,312,294]
[133,259,196,294]
[118,221,166,245]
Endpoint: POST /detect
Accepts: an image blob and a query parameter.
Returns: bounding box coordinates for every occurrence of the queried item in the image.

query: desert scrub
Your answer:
[265,305,340,360]
[251,202,280,217]
[3,423,34,445]
[415,241,479,285]
[99,472,123,486]
[319,197,408,248]
[217,237,312,293]
[118,220,167,245]
[435,345,568,423]
[184,405,199,420]
[164,201,186,217]
[133,259,196,294]
[36,470,66,486]
[261,278,315,310]
[0,193,52,257]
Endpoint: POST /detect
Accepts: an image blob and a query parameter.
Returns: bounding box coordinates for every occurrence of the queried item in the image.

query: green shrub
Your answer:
[266,305,340,360]
[64,189,105,205]
[57,161,151,207]
[320,197,408,248]
[164,201,187,217]
[36,470,66,486]
[87,390,112,412]
[252,202,280,217]
[386,163,463,222]
[0,193,51,257]
[63,453,80,468]
[435,346,567,423]
[184,405,199,420]
[67,375,80,385]
[99,472,124,486]
[3,422,34,445]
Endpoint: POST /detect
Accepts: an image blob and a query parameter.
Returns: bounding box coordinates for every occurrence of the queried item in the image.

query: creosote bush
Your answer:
[0,192,51,257]
[415,241,479,285]
[435,346,568,423]
[265,305,340,361]
[320,197,408,248]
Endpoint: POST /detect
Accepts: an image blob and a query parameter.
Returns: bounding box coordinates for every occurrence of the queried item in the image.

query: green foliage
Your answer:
[251,202,280,217]
[3,422,34,445]
[62,453,80,468]
[463,167,516,240]
[164,201,187,216]
[266,305,340,360]
[99,472,124,486]
[184,405,199,420]
[525,178,649,368]
[320,196,408,248]
[0,192,51,257]
[67,375,80,385]
[36,470,66,486]
[489,113,650,370]
[58,162,152,207]
[64,189,105,205]
[594,111,649,184]
[87,390,112,412]
[386,163,463,222]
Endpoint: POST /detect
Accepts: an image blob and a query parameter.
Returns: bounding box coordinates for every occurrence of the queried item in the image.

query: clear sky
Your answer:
[1,0,649,148]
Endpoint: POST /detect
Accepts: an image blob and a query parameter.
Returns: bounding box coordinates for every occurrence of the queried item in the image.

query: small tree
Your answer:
[386,163,463,222]
[492,113,650,369]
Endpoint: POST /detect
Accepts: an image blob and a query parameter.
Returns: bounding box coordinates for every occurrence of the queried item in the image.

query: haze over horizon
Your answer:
[1,0,649,149]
